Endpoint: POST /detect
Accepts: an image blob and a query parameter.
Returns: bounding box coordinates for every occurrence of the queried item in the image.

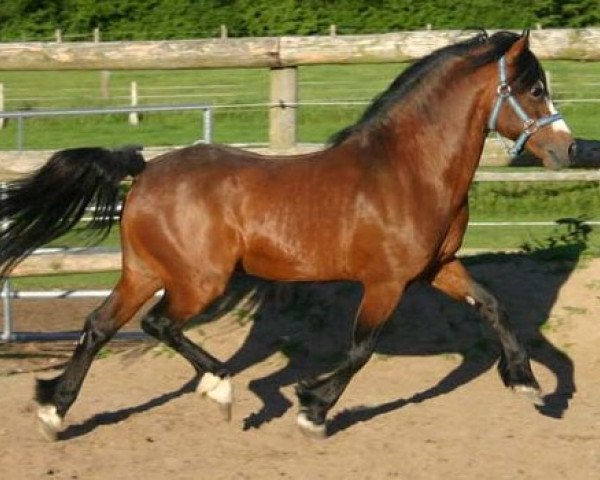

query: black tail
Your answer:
[0,145,145,279]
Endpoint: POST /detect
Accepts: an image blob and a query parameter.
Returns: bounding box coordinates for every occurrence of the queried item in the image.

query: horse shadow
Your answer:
[209,226,588,435]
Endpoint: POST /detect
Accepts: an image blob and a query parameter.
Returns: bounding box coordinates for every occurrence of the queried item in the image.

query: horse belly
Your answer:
[241,235,345,282]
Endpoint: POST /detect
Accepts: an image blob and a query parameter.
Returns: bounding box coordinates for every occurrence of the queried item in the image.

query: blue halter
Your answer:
[487,55,563,157]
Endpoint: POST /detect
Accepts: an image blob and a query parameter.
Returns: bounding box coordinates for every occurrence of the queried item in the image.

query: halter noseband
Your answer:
[487,55,562,157]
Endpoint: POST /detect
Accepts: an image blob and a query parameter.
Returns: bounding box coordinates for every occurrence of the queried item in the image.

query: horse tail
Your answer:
[0,145,145,279]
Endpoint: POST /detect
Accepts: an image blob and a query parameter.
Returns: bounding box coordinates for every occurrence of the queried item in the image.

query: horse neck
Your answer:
[386,65,494,203]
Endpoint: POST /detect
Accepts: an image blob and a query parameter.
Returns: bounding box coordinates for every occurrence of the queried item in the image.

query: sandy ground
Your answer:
[0,251,599,480]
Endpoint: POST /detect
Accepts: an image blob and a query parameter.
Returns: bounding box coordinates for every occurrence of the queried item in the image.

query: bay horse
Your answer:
[0,31,575,440]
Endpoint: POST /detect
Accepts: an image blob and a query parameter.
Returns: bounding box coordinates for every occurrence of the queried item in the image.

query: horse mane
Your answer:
[328,31,540,146]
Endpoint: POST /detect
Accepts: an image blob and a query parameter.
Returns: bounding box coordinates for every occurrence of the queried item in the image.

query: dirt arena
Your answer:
[1,251,599,479]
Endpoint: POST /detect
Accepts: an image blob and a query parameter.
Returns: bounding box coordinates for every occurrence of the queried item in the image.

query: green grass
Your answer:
[10,271,120,290]
[1,61,599,148]
[545,60,600,139]
[469,181,600,221]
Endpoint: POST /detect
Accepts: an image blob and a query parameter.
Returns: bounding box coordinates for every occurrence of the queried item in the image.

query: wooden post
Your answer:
[93,27,101,43]
[100,70,110,99]
[55,29,62,43]
[329,24,337,36]
[220,25,228,39]
[129,81,139,125]
[0,83,4,129]
[269,67,297,151]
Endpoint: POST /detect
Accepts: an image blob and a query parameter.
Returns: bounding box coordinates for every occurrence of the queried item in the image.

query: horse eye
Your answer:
[530,84,545,98]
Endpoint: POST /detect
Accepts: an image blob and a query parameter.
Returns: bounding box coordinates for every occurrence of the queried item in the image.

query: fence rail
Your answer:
[0,104,213,151]
[1,29,599,71]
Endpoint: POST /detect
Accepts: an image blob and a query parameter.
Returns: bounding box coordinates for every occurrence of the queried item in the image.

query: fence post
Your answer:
[329,24,337,36]
[100,70,111,99]
[1,183,12,342]
[93,27,101,43]
[0,83,4,130]
[55,29,62,43]
[17,116,24,151]
[129,81,139,125]
[203,107,213,143]
[269,67,297,151]
[220,25,228,39]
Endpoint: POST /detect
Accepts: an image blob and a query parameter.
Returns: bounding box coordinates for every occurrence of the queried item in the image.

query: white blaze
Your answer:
[547,99,571,134]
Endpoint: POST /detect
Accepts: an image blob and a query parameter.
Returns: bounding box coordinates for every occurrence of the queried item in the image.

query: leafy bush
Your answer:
[0,0,598,41]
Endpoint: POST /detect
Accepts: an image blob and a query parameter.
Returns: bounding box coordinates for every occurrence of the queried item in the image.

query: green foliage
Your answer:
[0,0,598,41]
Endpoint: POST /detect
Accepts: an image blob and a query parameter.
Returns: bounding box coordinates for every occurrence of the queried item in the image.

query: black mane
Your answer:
[329,31,540,146]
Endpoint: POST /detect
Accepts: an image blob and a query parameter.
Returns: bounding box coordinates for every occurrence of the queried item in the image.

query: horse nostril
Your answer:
[568,141,577,161]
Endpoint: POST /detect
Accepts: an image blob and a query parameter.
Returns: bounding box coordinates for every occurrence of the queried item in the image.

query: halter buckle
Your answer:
[523,118,538,135]
[497,83,511,97]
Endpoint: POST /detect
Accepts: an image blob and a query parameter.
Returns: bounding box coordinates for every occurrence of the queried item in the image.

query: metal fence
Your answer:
[0,103,213,151]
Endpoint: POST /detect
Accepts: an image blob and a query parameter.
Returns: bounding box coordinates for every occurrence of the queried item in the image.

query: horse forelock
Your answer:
[329,31,531,146]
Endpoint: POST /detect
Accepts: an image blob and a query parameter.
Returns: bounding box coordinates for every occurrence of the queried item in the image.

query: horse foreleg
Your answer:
[295,281,404,438]
[431,259,543,404]
[35,273,158,441]
[140,286,233,420]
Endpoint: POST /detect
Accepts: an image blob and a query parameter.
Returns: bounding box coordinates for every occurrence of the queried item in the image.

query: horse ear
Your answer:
[504,32,529,63]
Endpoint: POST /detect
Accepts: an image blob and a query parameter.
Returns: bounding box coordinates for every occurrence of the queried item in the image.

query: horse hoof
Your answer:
[296,412,326,439]
[513,384,545,407]
[219,401,233,422]
[198,373,233,421]
[37,405,62,442]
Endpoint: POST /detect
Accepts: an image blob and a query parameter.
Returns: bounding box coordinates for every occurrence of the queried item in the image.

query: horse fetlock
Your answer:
[497,353,543,405]
[297,410,327,439]
[35,375,62,405]
[512,384,545,406]
[295,383,329,436]
[498,351,538,384]
[197,372,233,420]
[37,405,63,441]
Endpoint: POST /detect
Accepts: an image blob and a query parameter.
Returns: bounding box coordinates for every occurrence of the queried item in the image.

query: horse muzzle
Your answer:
[534,137,577,170]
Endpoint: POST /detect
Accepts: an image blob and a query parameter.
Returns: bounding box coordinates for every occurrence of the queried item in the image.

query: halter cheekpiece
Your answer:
[487,55,562,157]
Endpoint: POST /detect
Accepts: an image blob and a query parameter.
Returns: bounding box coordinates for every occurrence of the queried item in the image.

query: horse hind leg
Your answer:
[140,278,234,420]
[35,270,160,441]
